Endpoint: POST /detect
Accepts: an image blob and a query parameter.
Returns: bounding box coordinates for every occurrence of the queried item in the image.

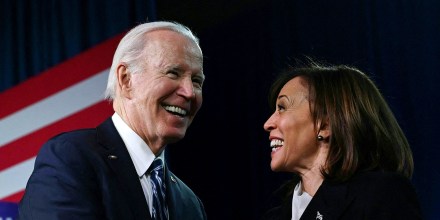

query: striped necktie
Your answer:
[149,158,168,220]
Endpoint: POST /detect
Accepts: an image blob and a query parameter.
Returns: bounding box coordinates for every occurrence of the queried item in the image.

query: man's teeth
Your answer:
[270,139,284,152]
[164,105,187,116]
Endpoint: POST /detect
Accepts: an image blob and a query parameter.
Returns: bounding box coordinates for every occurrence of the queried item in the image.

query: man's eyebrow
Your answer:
[166,65,182,70]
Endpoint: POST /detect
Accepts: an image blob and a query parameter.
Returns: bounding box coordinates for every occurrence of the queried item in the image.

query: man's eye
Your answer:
[167,71,179,77]
[192,78,204,88]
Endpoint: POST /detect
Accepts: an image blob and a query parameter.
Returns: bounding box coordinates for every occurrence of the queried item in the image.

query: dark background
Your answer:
[1,1,439,219]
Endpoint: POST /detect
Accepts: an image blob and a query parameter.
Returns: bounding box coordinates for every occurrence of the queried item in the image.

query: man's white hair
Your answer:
[104,21,201,101]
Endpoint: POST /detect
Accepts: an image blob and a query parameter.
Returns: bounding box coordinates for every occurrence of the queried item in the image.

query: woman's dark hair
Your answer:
[268,61,413,181]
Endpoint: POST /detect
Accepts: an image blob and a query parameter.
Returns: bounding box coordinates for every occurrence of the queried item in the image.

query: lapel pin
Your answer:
[108,155,118,160]
[316,211,323,220]
[170,176,176,183]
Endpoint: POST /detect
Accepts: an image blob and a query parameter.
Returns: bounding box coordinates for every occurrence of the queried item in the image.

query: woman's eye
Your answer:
[277,104,285,112]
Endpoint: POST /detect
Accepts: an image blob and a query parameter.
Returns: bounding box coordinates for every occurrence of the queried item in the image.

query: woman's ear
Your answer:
[116,63,132,99]
[317,117,331,141]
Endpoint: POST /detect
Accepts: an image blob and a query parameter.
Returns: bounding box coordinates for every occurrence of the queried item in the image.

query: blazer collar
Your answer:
[97,117,151,220]
[164,165,183,220]
[301,179,356,220]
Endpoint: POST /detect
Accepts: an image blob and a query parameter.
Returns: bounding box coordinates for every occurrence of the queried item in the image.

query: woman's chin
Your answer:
[270,161,284,172]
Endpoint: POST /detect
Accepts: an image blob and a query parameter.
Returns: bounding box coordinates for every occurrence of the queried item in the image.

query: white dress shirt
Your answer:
[112,113,165,216]
[291,181,312,220]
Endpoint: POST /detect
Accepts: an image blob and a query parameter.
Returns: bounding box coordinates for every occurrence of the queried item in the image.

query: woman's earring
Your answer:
[317,135,324,141]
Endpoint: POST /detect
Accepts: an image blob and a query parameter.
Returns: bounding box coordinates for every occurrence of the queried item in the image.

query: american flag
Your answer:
[0,33,125,204]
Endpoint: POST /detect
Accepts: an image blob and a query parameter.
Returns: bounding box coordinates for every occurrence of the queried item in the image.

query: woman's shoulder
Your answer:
[345,170,418,200]
[350,170,411,186]
[341,171,423,219]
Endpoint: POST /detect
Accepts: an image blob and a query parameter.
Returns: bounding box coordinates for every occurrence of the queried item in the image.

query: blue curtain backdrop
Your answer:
[1,1,439,220]
[0,0,156,91]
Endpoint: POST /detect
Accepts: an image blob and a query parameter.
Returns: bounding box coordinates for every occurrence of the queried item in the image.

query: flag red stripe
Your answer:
[0,33,124,119]
[0,190,24,203]
[0,101,113,172]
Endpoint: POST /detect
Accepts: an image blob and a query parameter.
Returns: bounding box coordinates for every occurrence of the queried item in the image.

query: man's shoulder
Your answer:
[45,128,98,148]
[51,127,97,140]
[48,117,113,145]
[51,128,96,139]
[39,127,102,158]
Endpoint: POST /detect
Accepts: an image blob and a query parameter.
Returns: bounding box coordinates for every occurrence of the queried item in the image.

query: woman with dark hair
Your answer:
[262,62,423,219]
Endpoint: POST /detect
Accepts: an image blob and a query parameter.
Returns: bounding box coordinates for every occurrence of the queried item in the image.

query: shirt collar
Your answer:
[112,113,165,178]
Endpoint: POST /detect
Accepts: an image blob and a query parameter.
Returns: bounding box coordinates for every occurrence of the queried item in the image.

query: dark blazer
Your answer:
[19,118,207,220]
[262,171,423,220]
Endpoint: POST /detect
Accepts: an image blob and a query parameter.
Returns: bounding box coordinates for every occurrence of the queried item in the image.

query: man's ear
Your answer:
[116,63,132,99]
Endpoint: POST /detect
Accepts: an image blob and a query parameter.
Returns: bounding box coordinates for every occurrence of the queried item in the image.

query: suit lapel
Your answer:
[96,118,151,220]
[301,179,356,220]
[164,164,181,220]
[164,162,201,220]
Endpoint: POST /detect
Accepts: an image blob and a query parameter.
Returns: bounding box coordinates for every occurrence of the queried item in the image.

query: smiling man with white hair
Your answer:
[19,21,207,220]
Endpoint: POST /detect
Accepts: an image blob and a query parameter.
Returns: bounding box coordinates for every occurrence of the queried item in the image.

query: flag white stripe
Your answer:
[0,69,109,147]
[0,157,35,199]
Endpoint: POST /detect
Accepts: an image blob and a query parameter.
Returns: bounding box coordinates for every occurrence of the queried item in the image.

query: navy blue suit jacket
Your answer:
[19,118,207,220]
[262,171,423,220]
